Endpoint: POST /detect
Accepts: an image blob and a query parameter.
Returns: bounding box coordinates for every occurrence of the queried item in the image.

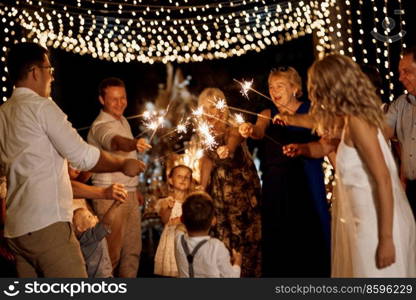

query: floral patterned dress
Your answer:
[205,132,262,277]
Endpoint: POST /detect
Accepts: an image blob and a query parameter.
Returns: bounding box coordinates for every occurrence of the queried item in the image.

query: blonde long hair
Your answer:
[307,54,384,134]
[197,87,229,132]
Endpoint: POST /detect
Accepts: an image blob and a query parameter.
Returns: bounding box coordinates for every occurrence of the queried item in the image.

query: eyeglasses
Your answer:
[30,65,55,75]
[38,65,54,75]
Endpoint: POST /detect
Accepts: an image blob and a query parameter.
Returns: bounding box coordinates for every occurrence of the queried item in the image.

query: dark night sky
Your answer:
[50,35,315,135]
[2,0,415,134]
[44,0,416,135]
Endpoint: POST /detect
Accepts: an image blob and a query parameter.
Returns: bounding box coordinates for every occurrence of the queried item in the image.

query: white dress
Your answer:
[332,129,416,277]
[154,197,184,277]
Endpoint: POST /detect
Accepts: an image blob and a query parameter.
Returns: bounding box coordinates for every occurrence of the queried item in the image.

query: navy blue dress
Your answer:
[260,101,330,277]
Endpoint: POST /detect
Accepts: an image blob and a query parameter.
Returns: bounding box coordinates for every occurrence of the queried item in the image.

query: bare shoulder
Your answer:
[347,116,378,147]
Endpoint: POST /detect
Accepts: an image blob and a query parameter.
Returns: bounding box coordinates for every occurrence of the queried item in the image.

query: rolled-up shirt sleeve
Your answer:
[40,99,100,171]
[90,122,119,151]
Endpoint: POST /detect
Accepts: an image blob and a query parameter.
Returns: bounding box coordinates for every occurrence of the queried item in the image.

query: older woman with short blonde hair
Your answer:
[238,67,330,277]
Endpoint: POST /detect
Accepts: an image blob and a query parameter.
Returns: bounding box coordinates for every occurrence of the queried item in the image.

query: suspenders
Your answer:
[181,235,209,278]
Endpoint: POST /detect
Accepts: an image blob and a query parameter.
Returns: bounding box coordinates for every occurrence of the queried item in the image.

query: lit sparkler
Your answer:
[240,80,253,99]
[141,109,166,142]
[197,121,218,150]
[234,113,245,124]
[142,110,152,120]
[227,105,271,120]
[192,106,204,117]
[176,122,187,134]
[207,98,271,121]
[214,97,227,110]
[147,121,159,131]
[234,78,295,113]
[195,149,204,159]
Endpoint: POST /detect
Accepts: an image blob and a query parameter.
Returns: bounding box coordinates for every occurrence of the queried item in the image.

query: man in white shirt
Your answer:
[385,46,416,218]
[0,42,146,277]
[88,77,151,277]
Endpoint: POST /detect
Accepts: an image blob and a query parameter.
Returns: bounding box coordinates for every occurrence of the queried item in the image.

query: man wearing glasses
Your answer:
[0,42,146,277]
[385,46,416,220]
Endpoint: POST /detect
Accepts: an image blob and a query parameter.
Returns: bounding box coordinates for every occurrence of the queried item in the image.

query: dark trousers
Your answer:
[406,179,416,220]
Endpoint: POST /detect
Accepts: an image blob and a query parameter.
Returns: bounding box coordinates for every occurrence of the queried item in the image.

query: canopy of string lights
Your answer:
[0,0,411,104]
[0,0,336,64]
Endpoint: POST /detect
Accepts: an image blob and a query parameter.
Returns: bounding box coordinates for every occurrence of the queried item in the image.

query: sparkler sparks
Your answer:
[146,120,159,131]
[141,109,166,142]
[195,149,204,159]
[176,123,187,134]
[240,80,253,99]
[142,110,152,120]
[197,121,218,150]
[234,78,295,113]
[192,106,204,117]
[214,98,227,110]
[234,113,245,124]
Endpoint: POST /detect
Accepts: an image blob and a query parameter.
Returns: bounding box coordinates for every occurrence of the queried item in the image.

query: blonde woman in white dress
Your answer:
[307,54,416,277]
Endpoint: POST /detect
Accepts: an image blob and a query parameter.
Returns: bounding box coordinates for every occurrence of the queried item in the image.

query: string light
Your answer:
[310,0,335,58]
[398,0,406,51]
[0,7,13,102]
[370,0,384,98]
[1,0,333,64]
[356,0,367,64]
[381,0,394,102]
[0,0,408,105]
[344,0,355,61]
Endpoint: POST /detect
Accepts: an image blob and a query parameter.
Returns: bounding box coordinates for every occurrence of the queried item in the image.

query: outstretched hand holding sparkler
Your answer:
[238,122,254,139]
[136,138,152,152]
[216,146,230,159]
[272,113,290,126]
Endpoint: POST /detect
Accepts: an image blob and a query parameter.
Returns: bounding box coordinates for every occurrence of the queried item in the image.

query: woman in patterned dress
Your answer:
[198,88,262,277]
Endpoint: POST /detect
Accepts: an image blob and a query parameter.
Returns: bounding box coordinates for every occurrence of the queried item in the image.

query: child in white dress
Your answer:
[154,165,193,277]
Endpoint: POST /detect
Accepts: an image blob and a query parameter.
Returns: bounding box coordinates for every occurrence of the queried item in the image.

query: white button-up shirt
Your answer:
[0,88,100,237]
[386,94,416,180]
[88,110,139,191]
[175,232,241,278]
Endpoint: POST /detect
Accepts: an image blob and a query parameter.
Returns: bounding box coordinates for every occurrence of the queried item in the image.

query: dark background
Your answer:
[50,35,314,136]
[44,0,416,135]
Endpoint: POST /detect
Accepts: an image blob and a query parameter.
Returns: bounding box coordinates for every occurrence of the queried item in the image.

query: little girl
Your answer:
[154,165,193,277]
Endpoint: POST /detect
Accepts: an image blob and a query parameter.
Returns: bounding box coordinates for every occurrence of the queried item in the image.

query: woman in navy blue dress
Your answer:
[239,67,330,277]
